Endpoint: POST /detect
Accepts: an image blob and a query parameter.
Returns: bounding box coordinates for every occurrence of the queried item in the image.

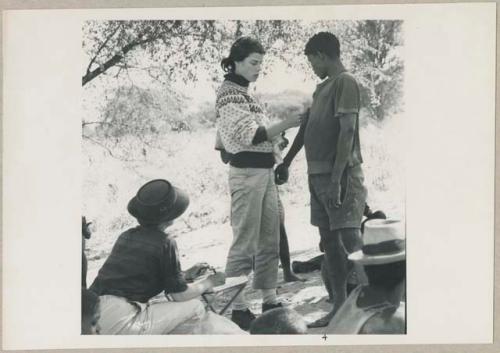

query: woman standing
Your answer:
[215,37,301,330]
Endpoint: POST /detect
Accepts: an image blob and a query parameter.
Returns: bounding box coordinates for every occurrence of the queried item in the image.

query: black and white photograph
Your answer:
[2,2,496,351]
[81,19,406,336]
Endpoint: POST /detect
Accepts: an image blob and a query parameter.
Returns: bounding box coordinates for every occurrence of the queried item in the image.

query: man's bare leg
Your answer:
[308,228,361,328]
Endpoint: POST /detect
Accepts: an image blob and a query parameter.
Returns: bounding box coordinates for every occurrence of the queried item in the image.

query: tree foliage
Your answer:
[83,20,218,85]
[82,20,306,86]
[82,19,404,155]
[346,20,404,121]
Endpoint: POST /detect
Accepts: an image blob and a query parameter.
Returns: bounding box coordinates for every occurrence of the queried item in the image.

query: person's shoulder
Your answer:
[336,71,359,86]
[117,226,140,238]
[218,80,244,94]
[142,228,176,251]
[161,232,178,248]
[216,81,245,104]
[360,305,406,334]
[125,226,168,241]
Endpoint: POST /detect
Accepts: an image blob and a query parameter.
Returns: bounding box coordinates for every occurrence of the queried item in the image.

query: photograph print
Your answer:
[81,18,406,336]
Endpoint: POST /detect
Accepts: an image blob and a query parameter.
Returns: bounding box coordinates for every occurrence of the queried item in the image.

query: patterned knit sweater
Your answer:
[215,79,274,155]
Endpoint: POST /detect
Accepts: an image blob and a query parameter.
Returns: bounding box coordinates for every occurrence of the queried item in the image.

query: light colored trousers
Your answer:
[225,166,280,289]
[97,295,246,334]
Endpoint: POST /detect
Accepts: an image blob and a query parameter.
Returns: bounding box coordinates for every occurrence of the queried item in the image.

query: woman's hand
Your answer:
[266,113,303,139]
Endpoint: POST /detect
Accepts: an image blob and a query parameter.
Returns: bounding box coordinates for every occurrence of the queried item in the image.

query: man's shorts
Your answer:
[308,164,367,231]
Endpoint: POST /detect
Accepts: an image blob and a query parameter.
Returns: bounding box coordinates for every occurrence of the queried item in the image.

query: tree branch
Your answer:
[82,33,162,86]
[85,24,121,76]
[82,21,192,86]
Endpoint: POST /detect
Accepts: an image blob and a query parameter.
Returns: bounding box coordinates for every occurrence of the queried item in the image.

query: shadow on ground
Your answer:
[206,249,332,335]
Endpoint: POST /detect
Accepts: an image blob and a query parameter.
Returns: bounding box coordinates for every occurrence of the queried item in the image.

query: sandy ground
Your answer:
[202,268,333,335]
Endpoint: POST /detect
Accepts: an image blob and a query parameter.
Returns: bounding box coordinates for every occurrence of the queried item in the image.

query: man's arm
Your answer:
[328,113,356,207]
[163,240,225,302]
[283,122,306,167]
[274,112,308,184]
[331,113,356,181]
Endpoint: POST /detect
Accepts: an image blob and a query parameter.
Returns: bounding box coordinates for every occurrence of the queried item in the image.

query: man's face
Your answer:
[307,53,327,79]
[235,53,264,82]
[82,303,101,335]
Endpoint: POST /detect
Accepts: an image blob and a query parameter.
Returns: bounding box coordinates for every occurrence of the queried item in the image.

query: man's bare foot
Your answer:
[284,272,306,282]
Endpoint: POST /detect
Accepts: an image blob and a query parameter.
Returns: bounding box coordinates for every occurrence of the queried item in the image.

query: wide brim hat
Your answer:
[349,219,405,265]
[127,179,189,224]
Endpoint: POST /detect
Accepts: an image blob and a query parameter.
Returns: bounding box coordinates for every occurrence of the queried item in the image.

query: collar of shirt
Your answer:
[224,72,250,87]
[316,66,347,90]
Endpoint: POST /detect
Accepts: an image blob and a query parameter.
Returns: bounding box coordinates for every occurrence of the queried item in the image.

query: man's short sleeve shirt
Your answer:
[89,226,188,303]
[304,71,363,174]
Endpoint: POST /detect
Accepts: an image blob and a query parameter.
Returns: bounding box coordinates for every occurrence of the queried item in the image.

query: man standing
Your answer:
[279,32,367,327]
[304,31,367,327]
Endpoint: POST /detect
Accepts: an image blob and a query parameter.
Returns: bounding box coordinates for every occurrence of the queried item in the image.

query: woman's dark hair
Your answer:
[304,32,340,59]
[221,36,266,73]
[364,260,406,290]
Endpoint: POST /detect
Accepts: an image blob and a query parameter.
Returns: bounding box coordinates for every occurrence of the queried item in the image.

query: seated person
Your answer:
[291,205,386,312]
[82,216,92,288]
[82,288,100,335]
[326,219,406,334]
[250,307,307,334]
[89,179,246,335]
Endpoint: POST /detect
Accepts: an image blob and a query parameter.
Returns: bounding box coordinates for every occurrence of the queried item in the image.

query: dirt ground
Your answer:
[198,251,334,335]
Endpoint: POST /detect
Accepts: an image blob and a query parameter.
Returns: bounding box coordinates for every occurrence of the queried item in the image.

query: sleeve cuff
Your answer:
[165,278,188,294]
[251,126,268,145]
[335,109,359,117]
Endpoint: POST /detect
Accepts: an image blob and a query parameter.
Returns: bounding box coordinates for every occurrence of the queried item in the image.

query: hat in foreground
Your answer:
[127,179,189,224]
[349,219,405,265]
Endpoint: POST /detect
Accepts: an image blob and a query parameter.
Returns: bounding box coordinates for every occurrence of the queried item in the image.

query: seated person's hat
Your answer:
[127,179,189,225]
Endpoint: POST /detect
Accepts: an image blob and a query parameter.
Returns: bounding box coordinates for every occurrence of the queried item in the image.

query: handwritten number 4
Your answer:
[322,334,328,341]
